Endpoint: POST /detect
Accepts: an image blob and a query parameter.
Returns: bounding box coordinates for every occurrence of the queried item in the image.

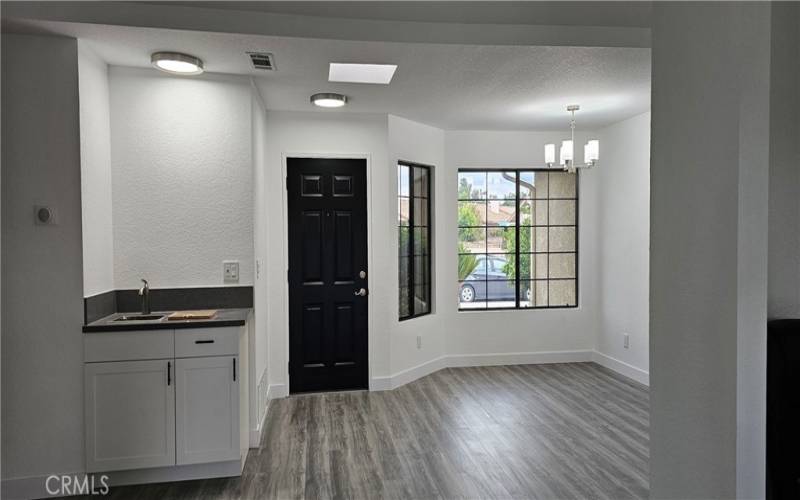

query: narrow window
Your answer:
[458,169,578,310]
[399,162,432,320]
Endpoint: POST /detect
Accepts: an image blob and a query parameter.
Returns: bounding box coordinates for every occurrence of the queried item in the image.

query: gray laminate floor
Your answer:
[90,363,649,499]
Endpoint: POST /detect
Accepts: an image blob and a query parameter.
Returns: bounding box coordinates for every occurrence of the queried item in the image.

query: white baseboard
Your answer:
[369,375,392,391]
[370,350,594,391]
[249,367,270,448]
[591,350,649,386]
[267,383,288,400]
[447,349,592,368]
[371,355,448,391]
[249,397,270,448]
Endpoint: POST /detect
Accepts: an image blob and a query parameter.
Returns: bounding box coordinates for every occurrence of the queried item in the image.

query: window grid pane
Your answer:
[400,162,433,320]
[459,169,578,311]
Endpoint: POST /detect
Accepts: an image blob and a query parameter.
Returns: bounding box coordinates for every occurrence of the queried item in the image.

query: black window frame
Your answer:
[398,160,433,321]
[457,168,579,311]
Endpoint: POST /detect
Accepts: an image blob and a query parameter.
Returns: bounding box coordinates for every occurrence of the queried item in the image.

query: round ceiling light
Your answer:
[310,93,347,108]
[151,52,204,75]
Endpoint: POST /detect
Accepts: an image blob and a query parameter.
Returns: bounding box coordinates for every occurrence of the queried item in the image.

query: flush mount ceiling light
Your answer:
[329,63,397,84]
[543,105,600,173]
[151,52,204,75]
[310,92,348,108]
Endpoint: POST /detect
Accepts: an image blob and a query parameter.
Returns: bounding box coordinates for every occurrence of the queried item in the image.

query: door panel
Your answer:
[288,158,368,393]
[175,356,239,465]
[85,360,175,472]
[301,211,324,283]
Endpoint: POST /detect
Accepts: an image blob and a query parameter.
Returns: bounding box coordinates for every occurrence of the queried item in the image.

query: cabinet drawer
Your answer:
[85,330,175,363]
[175,327,239,358]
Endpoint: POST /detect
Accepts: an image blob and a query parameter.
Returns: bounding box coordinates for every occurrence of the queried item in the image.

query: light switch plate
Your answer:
[223,261,239,283]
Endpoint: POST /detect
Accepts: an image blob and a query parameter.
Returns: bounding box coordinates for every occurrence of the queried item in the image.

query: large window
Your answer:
[399,162,432,320]
[458,169,578,310]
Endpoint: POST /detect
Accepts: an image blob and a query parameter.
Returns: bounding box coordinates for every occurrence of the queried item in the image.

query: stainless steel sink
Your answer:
[112,314,166,322]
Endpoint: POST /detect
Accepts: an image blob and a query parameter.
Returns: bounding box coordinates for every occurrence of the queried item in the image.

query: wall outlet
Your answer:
[416,335,422,349]
[623,333,630,349]
[223,260,239,283]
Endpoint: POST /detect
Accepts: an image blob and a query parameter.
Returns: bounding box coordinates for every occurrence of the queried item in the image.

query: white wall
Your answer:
[649,3,771,498]
[109,67,253,289]
[1,33,85,488]
[78,41,115,296]
[388,115,446,377]
[261,111,390,391]
[250,83,269,431]
[595,112,650,381]
[768,2,800,319]
[442,130,600,358]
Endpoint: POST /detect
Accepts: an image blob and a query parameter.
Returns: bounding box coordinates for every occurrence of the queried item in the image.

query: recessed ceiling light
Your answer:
[329,63,397,84]
[151,52,204,75]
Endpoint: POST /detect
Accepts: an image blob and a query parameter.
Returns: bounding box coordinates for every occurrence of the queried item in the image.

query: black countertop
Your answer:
[83,308,250,333]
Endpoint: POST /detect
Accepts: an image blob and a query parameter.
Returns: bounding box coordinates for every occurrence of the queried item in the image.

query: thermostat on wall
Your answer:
[34,205,57,225]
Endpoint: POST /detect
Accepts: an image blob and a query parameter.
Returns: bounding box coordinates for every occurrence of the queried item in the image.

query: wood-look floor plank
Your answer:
[74,362,649,500]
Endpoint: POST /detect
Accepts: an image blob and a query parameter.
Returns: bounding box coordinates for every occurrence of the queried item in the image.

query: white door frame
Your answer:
[280,152,374,392]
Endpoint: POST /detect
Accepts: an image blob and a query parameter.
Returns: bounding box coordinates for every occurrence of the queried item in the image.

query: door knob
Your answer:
[354,288,367,297]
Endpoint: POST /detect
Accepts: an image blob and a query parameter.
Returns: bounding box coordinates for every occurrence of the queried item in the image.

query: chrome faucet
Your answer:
[139,279,151,315]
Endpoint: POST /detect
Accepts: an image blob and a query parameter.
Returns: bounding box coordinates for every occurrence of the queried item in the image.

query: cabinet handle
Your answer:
[167,361,171,386]
[233,358,236,381]
[195,340,214,344]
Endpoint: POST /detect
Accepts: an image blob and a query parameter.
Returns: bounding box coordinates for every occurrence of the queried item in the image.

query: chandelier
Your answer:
[544,105,599,173]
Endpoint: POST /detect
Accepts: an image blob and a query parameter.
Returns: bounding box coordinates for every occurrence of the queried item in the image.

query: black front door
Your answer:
[287,158,368,393]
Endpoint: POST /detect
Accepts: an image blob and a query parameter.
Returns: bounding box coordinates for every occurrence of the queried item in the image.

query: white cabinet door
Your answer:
[175,356,239,465]
[85,360,175,472]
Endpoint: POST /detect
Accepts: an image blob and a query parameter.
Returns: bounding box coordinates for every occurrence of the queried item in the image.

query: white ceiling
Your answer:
[150,1,653,27]
[7,19,651,130]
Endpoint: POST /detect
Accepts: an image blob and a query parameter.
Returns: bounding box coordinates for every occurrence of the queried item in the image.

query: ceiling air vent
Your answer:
[248,52,275,71]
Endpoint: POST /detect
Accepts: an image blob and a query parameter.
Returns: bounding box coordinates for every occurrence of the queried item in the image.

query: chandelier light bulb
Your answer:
[587,139,599,162]
[544,143,556,165]
[560,140,573,164]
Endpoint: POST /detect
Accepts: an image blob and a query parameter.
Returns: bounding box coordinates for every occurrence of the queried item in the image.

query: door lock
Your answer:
[359,270,366,279]
[354,288,368,297]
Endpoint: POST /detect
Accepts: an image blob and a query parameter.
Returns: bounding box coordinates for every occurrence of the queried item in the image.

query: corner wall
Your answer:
[250,83,269,438]
[442,130,600,360]
[1,33,85,490]
[595,112,651,383]
[387,115,447,380]
[78,41,115,297]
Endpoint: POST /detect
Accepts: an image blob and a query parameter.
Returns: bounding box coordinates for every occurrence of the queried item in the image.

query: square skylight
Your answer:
[328,63,398,84]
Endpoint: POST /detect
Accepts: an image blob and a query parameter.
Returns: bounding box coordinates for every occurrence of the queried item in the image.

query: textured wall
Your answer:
[596,112,650,376]
[78,41,115,296]
[109,67,253,289]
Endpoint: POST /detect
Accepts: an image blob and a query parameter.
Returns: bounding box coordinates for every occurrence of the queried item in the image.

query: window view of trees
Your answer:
[458,169,578,310]
[399,162,432,320]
